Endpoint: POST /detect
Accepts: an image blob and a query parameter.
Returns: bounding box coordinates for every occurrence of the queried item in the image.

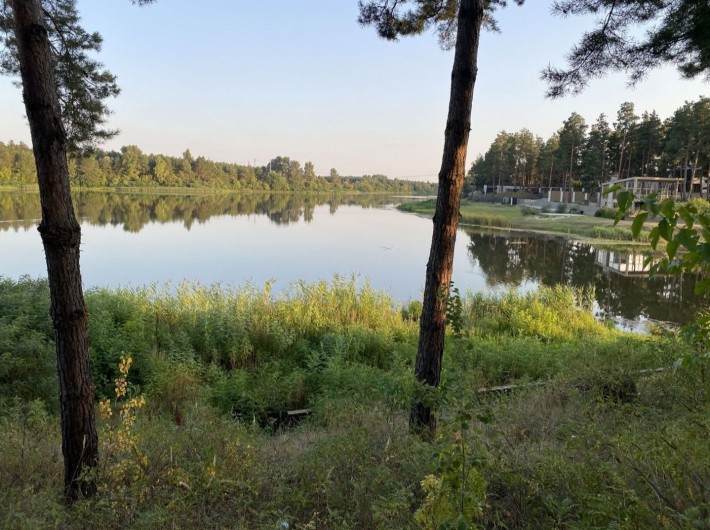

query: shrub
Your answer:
[0,277,57,408]
[594,206,619,219]
[685,196,710,214]
[520,206,541,216]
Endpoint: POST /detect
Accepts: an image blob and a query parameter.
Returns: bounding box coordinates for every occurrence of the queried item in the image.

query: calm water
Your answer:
[0,191,705,327]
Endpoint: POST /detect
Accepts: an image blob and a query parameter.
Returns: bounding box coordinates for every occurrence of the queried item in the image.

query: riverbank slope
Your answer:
[399,199,650,245]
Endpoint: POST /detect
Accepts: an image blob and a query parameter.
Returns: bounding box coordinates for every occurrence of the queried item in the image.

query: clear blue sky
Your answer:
[0,1,707,180]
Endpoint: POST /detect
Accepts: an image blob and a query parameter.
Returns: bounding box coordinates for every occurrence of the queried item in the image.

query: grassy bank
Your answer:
[399,199,648,243]
[1,277,707,528]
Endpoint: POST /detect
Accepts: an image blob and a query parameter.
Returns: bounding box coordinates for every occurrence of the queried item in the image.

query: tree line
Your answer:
[469,96,710,193]
[0,142,436,194]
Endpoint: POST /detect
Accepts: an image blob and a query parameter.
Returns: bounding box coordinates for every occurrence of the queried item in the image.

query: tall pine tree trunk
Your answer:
[11,0,97,501]
[411,0,483,436]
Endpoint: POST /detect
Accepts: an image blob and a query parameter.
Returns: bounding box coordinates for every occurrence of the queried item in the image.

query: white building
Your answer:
[599,177,685,208]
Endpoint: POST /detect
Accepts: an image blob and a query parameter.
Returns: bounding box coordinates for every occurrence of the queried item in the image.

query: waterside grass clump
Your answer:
[1,276,707,528]
[399,199,648,243]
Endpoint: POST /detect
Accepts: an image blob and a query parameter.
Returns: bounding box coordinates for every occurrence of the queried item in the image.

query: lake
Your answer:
[0,191,704,328]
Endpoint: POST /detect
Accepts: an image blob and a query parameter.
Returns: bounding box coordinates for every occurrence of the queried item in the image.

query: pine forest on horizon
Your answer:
[471,96,709,193]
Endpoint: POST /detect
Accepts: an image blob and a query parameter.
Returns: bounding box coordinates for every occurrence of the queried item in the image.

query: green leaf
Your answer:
[649,227,661,249]
[676,227,699,252]
[667,239,680,261]
[682,252,701,270]
[697,243,710,264]
[616,190,634,213]
[660,199,676,220]
[603,184,621,195]
[658,218,673,242]
[645,195,661,216]
[631,212,648,238]
[678,206,695,228]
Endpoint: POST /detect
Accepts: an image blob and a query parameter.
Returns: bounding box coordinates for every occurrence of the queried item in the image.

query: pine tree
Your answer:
[0,0,137,500]
[543,0,710,97]
[582,113,611,187]
[359,0,524,434]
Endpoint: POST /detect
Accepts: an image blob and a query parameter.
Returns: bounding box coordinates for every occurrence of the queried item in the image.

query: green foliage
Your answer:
[0,277,57,408]
[444,283,464,338]
[2,278,709,527]
[478,366,710,529]
[581,224,636,240]
[416,308,487,530]
[0,0,119,152]
[401,199,641,242]
[616,193,710,289]
[465,285,602,343]
[469,96,709,193]
[544,1,710,96]
[594,206,618,219]
[520,206,540,216]
[0,140,438,192]
[401,299,423,322]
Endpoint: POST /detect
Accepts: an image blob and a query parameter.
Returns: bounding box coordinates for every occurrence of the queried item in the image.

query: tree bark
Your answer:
[411,0,483,436]
[11,0,97,501]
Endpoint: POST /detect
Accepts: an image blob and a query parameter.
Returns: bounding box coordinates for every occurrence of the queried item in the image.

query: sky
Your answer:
[0,1,708,181]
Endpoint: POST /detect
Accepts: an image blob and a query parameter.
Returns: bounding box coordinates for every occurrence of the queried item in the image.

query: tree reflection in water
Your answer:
[2,191,703,326]
[0,191,406,233]
[466,227,707,326]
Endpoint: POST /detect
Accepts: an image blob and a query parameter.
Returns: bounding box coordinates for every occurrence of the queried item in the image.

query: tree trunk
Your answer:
[411,0,483,436]
[11,0,97,501]
[568,138,575,197]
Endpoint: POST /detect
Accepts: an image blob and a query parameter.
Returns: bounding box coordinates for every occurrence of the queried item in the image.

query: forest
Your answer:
[470,96,710,193]
[0,142,437,194]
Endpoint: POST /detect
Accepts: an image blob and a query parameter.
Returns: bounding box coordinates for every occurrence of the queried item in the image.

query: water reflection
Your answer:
[0,191,410,233]
[595,249,649,276]
[466,228,707,326]
[2,191,705,327]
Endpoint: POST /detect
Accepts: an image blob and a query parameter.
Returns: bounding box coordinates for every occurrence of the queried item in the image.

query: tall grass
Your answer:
[1,276,706,528]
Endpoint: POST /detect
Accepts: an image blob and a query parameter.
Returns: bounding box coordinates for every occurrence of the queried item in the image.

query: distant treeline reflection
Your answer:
[0,191,408,233]
[466,228,707,325]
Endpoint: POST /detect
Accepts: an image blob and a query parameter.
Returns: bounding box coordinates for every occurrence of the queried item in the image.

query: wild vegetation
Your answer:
[399,199,646,242]
[1,276,708,528]
[1,0,708,522]
[0,141,437,193]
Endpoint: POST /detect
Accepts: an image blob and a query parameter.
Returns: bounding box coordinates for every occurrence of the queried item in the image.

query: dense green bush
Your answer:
[0,277,57,409]
[595,206,619,219]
